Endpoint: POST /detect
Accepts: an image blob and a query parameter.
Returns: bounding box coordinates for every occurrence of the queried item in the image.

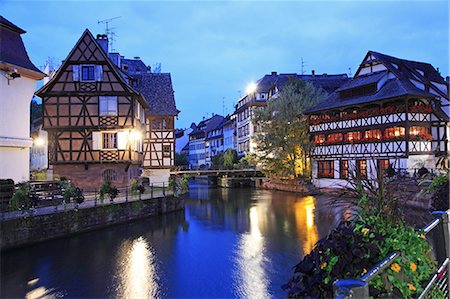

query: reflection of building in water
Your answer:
[234,206,271,299]
[114,237,160,298]
[294,196,319,255]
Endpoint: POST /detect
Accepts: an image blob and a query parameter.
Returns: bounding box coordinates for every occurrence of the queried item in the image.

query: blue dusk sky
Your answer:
[1,0,448,128]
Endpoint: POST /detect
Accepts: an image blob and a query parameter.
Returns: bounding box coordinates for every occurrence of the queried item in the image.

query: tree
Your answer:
[252,79,327,178]
[30,99,42,122]
[211,152,224,169]
[175,152,189,166]
[222,148,238,169]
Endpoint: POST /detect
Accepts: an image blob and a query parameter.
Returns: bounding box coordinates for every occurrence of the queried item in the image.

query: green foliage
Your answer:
[237,153,256,169]
[31,170,47,181]
[223,148,238,169]
[9,182,33,212]
[175,152,189,166]
[428,171,450,211]
[130,178,139,196]
[169,175,189,197]
[211,151,224,169]
[252,79,327,178]
[30,99,42,122]
[99,181,118,202]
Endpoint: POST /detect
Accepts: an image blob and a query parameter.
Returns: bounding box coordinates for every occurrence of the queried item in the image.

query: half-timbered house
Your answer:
[306,51,449,188]
[35,30,149,189]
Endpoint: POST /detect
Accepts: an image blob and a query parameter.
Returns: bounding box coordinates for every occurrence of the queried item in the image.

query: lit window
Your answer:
[327,133,343,144]
[314,135,325,144]
[340,160,349,179]
[378,159,389,176]
[385,127,405,139]
[364,129,382,140]
[409,126,431,140]
[102,133,117,149]
[344,131,362,142]
[99,96,118,116]
[318,161,334,178]
[356,160,367,179]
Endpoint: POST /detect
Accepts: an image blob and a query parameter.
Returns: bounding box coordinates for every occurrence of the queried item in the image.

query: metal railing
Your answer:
[0,182,174,221]
[334,210,450,299]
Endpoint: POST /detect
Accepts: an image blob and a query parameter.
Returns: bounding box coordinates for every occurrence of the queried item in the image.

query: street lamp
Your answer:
[34,137,46,147]
[246,82,257,94]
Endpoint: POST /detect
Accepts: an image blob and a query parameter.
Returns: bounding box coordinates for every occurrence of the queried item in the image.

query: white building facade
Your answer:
[0,17,45,182]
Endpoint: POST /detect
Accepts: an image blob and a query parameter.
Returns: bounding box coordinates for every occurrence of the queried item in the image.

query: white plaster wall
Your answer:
[0,75,36,138]
[0,73,37,182]
[407,155,436,174]
[0,147,29,182]
[143,168,170,185]
[312,178,351,189]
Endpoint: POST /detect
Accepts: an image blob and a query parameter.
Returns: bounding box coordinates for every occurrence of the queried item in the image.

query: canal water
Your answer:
[1,184,344,298]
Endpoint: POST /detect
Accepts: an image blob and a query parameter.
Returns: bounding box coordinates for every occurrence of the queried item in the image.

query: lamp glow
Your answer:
[129,130,142,141]
[34,137,45,146]
[246,82,257,94]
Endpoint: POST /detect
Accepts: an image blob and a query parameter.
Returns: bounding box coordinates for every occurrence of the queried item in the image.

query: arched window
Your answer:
[103,169,117,182]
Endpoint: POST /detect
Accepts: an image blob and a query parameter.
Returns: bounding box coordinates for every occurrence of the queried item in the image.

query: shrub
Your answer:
[428,171,449,211]
[9,182,34,212]
[99,181,118,202]
[130,178,139,195]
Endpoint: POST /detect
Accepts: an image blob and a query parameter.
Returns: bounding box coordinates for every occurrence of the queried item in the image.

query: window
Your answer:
[81,65,95,81]
[356,160,367,179]
[409,126,431,140]
[364,129,382,141]
[327,133,343,144]
[378,159,389,176]
[103,133,117,149]
[99,96,118,116]
[385,127,405,139]
[340,160,349,179]
[103,169,117,182]
[318,161,334,178]
[344,131,362,142]
[314,135,326,144]
[163,145,171,157]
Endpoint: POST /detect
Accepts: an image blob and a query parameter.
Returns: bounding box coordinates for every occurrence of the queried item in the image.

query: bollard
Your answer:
[333,279,369,299]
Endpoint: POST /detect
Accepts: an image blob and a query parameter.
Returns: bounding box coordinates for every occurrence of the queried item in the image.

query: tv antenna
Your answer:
[98,16,121,52]
[301,57,308,75]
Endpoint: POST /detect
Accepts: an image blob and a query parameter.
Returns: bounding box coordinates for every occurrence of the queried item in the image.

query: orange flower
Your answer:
[390,263,401,272]
[361,228,370,235]
[410,262,417,272]
[361,268,367,275]
[320,262,327,269]
[420,234,426,239]
[408,283,416,291]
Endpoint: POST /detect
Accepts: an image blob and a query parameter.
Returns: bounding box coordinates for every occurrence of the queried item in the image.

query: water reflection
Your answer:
[294,196,319,254]
[25,286,64,299]
[114,236,160,299]
[234,205,271,299]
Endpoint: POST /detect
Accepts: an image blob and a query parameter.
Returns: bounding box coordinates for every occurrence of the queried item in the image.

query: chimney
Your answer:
[96,34,108,53]
[134,56,140,60]
[312,70,315,77]
[271,71,277,75]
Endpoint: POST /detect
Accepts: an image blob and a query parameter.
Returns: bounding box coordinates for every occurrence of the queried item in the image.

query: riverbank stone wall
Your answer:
[0,196,184,251]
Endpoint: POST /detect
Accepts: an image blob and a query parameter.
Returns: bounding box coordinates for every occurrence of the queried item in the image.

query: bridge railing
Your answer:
[333,210,450,299]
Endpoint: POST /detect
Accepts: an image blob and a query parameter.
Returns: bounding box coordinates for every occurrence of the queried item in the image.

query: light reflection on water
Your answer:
[113,236,160,299]
[294,196,319,255]
[234,205,271,299]
[25,286,64,299]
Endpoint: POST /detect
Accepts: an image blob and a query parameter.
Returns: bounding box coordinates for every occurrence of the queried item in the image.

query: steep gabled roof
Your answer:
[0,16,45,78]
[35,29,148,109]
[133,73,179,116]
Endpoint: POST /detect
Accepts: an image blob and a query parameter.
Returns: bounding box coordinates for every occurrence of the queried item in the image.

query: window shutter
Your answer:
[95,65,103,81]
[92,132,101,150]
[117,131,128,150]
[72,65,79,81]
